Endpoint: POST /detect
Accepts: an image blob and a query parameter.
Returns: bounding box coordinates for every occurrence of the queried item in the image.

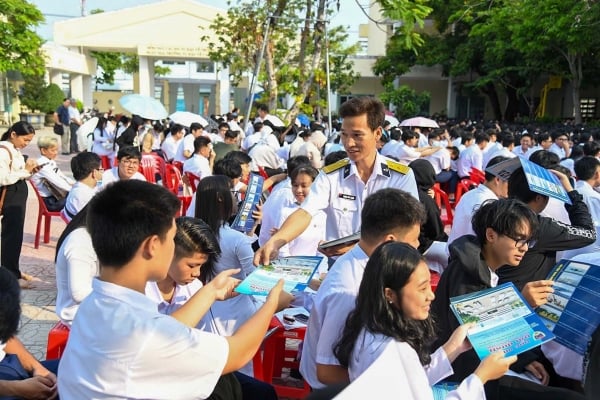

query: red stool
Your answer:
[46,321,70,359]
[253,317,310,399]
[430,270,440,292]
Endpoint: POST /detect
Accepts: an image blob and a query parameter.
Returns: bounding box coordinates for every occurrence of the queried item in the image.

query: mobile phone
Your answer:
[294,313,309,323]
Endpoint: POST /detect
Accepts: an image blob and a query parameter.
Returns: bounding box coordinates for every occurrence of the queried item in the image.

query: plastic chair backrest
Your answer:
[433,183,454,226]
[184,172,201,192]
[164,163,182,195]
[140,154,166,183]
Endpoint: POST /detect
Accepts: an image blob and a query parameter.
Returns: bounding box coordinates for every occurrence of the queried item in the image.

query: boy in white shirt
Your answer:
[58,180,284,399]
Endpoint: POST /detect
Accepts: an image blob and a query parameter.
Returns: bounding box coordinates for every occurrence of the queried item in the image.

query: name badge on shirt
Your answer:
[338,193,356,201]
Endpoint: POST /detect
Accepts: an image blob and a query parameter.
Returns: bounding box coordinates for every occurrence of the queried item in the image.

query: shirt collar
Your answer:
[344,153,389,180]
[92,278,158,313]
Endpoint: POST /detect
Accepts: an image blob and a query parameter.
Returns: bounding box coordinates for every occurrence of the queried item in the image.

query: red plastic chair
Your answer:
[163,163,182,195]
[454,179,477,205]
[184,172,201,193]
[172,160,184,173]
[470,167,485,184]
[46,321,70,359]
[99,155,112,170]
[29,182,65,249]
[433,183,454,227]
[140,154,166,184]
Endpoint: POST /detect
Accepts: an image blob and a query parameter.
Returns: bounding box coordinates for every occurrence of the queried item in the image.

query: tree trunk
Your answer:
[504,85,519,122]
[480,82,503,121]
[571,54,582,124]
[264,41,278,111]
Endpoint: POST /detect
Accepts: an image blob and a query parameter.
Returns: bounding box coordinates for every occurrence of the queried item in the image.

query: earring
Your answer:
[388,301,393,304]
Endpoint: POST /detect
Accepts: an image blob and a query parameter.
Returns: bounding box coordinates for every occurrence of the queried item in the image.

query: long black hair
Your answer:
[174,217,221,284]
[334,241,435,368]
[1,121,35,141]
[193,175,233,239]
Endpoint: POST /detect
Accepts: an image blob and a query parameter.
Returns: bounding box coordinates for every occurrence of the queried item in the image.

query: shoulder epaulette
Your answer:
[322,158,350,174]
[386,159,410,175]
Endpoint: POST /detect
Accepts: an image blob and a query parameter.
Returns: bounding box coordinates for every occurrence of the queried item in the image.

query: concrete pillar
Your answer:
[182,83,200,114]
[70,74,83,102]
[446,76,455,118]
[218,67,230,115]
[169,83,179,113]
[82,75,93,109]
[49,70,63,87]
[138,56,155,97]
[161,80,170,112]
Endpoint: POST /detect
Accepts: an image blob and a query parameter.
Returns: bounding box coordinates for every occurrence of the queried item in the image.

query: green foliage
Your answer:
[91,51,122,85]
[19,74,47,112]
[379,84,430,119]
[377,0,433,52]
[0,0,46,76]
[44,84,65,114]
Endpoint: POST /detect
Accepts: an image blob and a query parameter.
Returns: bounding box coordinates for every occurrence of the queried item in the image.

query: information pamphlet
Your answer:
[450,282,555,360]
[235,256,323,296]
[485,156,571,204]
[536,258,600,355]
[231,173,264,233]
[317,232,360,250]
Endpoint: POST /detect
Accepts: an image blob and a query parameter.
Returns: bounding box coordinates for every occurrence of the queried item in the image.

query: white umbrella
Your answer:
[399,116,439,128]
[384,114,399,127]
[119,94,168,120]
[169,111,209,128]
[76,117,98,152]
[262,114,285,127]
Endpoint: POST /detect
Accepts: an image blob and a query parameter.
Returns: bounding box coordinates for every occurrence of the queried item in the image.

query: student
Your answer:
[145,217,277,400]
[0,266,59,399]
[30,135,74,211]
[299,188,425,389]
[432,198,585,400]
[54,205,97,326]
[57,180,285,399]
[62,152,102,222]
[183,136,214,180]
[101,146,146,185]
[256,97,419,265]
[0,122,39,286]
[334,242,515,398]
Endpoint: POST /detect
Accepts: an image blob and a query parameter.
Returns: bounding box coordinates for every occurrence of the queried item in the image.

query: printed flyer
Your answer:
[450,282,555,359]
[235,256,323,296]
[537,258,600,355]
[485,156,571,204]
[231,173,264,233]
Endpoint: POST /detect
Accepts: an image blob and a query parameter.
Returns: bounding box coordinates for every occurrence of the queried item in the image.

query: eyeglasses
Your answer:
[230,190,239,196]
[95,167,105,172]
[504,233,536,249]
[120,159,140,166]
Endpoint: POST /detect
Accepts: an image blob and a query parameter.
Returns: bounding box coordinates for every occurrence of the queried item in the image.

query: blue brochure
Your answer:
[450,282,555,359]
[235,256,323,296]
[537,259,600,355]
[485,156,571,204]
[231,173,264,233]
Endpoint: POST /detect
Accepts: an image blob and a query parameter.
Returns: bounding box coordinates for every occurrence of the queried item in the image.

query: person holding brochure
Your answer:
[144,216,277,400]
[333,241,516,399]
[57,180,286,399]
[193,175,293,376]
[299,188,425,389]
[255,97,419,266]
[431,198,586,400]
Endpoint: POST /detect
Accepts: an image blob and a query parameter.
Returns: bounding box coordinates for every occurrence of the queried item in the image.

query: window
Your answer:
[196,61,214,73]
[580,98,596,119]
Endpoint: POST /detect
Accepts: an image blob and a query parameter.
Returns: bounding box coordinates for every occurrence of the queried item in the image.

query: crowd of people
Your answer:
[0,95,599,399]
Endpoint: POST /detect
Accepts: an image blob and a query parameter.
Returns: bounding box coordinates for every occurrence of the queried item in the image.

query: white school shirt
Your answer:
[258,179,294,247]
[513,145,534,159]
[0,141,29,186]
[174,134,196,163]
[183,154,212,180]
[278,203,326,258]
[447,184,498,246]
[55,227,98,326]
[397,144,421,165]
[425,148,451,175]
[144,279,204,317]
[58,279,229,400]
[161,134,181,162]
[101,167,146,187]
[338,340,483,400]
[62,182,97,221]
[562,180,600,259]
[299,243,368,389]
[549,143,567,159]
[31,155,74,197]
[482,146,516,169]
[456,145,483,178]
[91,128,116,157]
[300,154,419,241]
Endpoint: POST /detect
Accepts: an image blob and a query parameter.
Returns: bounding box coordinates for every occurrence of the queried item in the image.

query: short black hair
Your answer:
[224,150,252,165]
[529,150,559,168]
[508,167,545,204]
[583,141,600,157]
[287,155,311,175]
[117,146,142,161]
[0,267,21,342]
[193,136,211,153]
[224,129,239,139]
[213,158,242,180]
[339,97,385,131]
[190,122,204,131]
[472,198,539,245]
[174,217,221,284]
[575,156,600,181]
[87,180,180,268]
[324,151,348,166]
[71,152,101,181]
[360,189,425,244]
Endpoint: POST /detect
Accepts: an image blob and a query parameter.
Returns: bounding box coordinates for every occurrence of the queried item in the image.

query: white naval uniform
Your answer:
[300,153,419,241]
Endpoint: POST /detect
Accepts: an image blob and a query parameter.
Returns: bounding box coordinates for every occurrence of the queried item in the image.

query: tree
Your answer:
[203,0,360,124]
[0,0,45,76]
[19,73,47,112]
[379,83,430,119]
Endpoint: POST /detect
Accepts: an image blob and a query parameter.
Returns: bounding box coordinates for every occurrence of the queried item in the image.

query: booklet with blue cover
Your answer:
[231,173,264,233]
[450,282,555,359]
[235,256,323,296]
[536,258,600,355]
[485,156,571,204]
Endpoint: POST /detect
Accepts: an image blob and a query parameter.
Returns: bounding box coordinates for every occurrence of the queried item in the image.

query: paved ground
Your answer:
[6,125,73,360]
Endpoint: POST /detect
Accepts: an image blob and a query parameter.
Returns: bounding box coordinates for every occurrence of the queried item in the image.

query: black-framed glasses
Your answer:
[504,233,536,249]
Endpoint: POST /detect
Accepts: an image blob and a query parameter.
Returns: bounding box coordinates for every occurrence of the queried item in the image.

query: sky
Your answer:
[31,0,369,43]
